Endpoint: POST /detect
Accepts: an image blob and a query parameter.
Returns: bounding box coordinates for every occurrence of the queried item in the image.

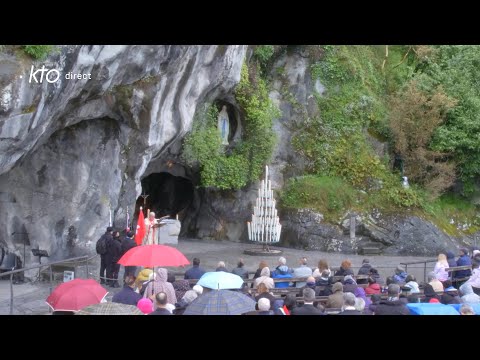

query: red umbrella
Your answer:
[117,244,190,268]
[46,279,108,312]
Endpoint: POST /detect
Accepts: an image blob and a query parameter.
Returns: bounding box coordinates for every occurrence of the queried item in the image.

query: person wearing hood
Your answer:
[354,286,371,308]
[272,263,293,288]
[272,257,292,276]
[143,268,177,305]
[365,276,382,295]
[357,259,372,284]
[342,275,358,294]
[440,280,462,304]
[423,284,441,303]
[326,282,345,309]
[456,248,472,279]
[472,249,480,266]
[293,257,313,288]
[374,284,410,315]
[253,267,275,290]
[392,266,408,284]
[446,251,457,268]
[460,282,480,304]
[174,290,198,315]
[403,275,420,294]
[465,262,480,295]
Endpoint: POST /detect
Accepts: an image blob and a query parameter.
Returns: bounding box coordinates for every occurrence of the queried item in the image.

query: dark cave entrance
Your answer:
[135,172,194,220]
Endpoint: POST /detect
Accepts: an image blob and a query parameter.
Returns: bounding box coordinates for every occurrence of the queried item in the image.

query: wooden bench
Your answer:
[446,265,472,285]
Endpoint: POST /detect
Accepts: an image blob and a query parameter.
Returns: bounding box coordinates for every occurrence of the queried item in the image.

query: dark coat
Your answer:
[358,263,372,275]
[334,267,354,277]
[148,308,172,315]
[112,285,142,306]
[231,267,249,279]
[121,236,136,256]
[291,304,324,315]
[441,292,462,305]
[110,238,123,264]
[456,255,472,278]
[255,292,277,310]
[446,251,457,268]
[374,300,410,315]
[184,265,206,280]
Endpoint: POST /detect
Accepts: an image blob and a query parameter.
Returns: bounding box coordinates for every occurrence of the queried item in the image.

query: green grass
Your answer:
[281,175,357,222]
[421,194,480,236]
[23,45,54,60]
[281,175,479,237]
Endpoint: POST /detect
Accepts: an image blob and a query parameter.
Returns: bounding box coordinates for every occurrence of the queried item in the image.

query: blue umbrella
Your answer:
[197,271,244,290]
[407,303,459,315]
[183,290,256,315]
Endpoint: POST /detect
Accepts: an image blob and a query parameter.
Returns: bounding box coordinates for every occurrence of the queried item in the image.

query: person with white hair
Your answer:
[216,261,229,272]
[257,298,273,315]
[272,257,292,276]
[144,211,169,245]
[338,292,362,315]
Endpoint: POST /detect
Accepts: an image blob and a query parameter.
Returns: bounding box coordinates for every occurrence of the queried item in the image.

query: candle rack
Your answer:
[246,165,282,253]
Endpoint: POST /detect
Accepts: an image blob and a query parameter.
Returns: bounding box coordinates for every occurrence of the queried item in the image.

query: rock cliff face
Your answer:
[0,45,247,261]
[0,45,472,262]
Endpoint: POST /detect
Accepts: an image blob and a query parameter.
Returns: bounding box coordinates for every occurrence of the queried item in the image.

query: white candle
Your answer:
[266,165,268,183]
[248,222,251,240]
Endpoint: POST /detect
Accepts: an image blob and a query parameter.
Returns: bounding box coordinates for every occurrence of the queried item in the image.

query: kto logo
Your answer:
[28,65,60,84]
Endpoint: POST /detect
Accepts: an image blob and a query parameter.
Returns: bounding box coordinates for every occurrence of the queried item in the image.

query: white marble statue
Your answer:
[402,176,409,189]
[217,105,230,145]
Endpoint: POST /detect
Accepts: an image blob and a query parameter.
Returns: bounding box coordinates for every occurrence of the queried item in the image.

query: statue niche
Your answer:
[217,105,230,145]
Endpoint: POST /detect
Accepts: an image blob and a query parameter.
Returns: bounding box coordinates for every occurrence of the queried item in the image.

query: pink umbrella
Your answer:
[117,244,190,268]
[46,279,108,312]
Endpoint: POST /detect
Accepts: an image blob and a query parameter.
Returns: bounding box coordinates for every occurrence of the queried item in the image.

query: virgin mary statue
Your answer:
[217,105,230,145]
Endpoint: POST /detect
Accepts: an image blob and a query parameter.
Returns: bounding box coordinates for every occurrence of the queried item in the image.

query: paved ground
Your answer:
[0,238,436,315]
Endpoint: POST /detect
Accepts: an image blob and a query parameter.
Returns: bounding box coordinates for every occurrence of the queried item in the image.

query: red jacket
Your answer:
[365,283,381,295]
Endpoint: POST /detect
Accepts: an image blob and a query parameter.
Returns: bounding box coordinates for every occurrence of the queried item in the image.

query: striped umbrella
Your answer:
[183,290,256,315]
[76,302,143,315]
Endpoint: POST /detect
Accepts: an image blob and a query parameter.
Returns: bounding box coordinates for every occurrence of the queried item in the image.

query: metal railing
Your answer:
[0,255,96,315]
[400,258,437,283]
